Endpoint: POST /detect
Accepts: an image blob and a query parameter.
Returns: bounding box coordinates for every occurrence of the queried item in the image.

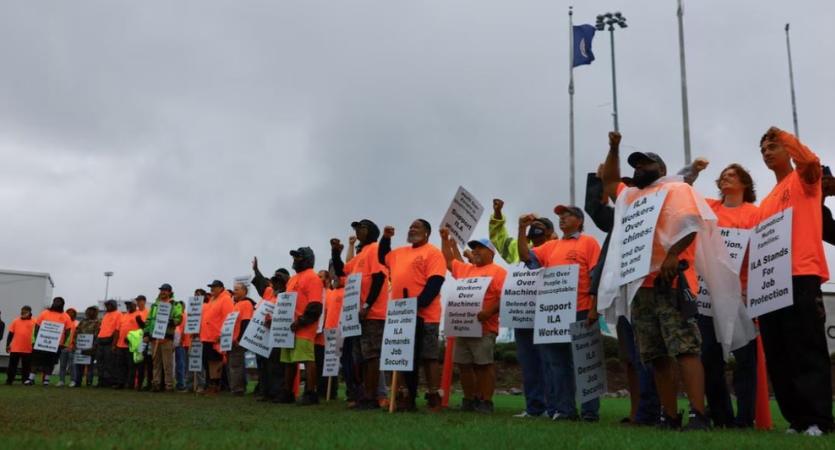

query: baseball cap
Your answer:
[532,217,554,231]
[290,247,315,259]
[158,283,173,291]
[207,280,224,289]
[627,151,667,173]
[467,238,497,254]
[554,205,585,222]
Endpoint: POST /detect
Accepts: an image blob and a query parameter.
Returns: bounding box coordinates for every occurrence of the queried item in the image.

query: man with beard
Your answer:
[600,148,709,431]
[379,219,446,411]
[331,219,389,410]
[283,247,324,405]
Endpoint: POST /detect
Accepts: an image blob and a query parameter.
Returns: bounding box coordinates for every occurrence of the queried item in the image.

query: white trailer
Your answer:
[0,269,54,368]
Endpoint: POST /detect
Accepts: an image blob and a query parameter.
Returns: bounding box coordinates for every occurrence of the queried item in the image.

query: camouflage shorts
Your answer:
[631,287,701,363]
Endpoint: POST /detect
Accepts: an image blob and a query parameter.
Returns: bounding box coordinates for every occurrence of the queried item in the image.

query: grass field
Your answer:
[0,373,830,449]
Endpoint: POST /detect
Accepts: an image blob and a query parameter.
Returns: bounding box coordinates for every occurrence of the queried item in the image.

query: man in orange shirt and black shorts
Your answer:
[757,127,833,436]
[379,219,447,411]
[5,305,34,385]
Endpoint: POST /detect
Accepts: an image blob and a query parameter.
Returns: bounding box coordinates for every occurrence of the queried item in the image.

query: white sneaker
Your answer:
[785,428,798,434]
[69,382,77,388]
[513,411,546,418]
[803,425,823,437]
[55,381,64,387]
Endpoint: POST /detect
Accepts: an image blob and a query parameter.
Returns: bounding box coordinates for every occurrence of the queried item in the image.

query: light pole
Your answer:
[785,23,799,137]
[595,12,627,132]
[103,271,114,301]
[676,0,692,164]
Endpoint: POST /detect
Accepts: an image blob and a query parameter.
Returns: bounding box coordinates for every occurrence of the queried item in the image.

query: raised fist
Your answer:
[383,226,395,238]
[692,157,709,172]
[330,238,343,253]
[492,198,504,216]
[609,131,622,149]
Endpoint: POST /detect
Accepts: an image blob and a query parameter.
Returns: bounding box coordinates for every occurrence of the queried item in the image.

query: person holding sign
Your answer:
[379,220,447,411]
[315,270,343,400]
[756,127,832,436]
[228,283,254,396]
[518,205,601,421]
[331,219,389,410]
[697,163,760,429]
[33,297,74,386]
[72,306,100,388]
[250,259,290,403]
[142,283,183,392]
[201,280,234,395]
[114,300,142,390]
[5,305,34,385]
[440,230,506,414]
[282,247,324,405]
[599,148,712,431]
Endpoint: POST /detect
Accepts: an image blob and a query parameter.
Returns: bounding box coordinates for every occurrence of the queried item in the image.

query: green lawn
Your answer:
[0,373,829,449]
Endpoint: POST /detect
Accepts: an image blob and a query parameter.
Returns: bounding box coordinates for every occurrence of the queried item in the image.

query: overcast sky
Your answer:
[0,0,833,309]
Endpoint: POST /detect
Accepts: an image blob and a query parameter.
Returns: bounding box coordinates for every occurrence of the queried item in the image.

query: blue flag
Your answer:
[572,24,596,67]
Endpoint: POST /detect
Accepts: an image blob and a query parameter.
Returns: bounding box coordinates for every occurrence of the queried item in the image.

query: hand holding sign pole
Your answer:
[440,186,484,248]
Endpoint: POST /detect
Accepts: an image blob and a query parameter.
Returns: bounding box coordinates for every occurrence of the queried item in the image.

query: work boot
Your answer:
[683,409,711,432]
[474,400,495,414]
[657,411,683,431]
[459,398,477,412]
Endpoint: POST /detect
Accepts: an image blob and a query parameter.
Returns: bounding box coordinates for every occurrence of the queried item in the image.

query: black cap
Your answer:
[533,217,555,231]
[207,280,224,289]
[290,247,315,259]
[158,283,173,291]
[275,268,290,277]
[627,151,667,173]
[351,219,381,240]
[554,205,585,222]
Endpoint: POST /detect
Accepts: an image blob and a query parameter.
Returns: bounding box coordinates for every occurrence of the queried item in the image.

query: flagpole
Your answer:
[676,0,692,165]
[785,23,799,137]
[569,6,576,206]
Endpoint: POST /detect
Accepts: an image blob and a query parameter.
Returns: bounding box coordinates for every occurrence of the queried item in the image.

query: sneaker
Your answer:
[803,425,823,437]
[552,413,577,422]
[55,381,64,387]
[69,382,77,388]
[42,380,50,387]
[683,410,711,432]
[581,415,600,423]
[459,398,477,412]
[474,400,494,414]
[513,410,548,418]
[23,380,33,386]
[657,411,683,430]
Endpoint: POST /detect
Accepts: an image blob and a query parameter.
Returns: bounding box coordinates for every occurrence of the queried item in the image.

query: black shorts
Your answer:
[202,342,222,362]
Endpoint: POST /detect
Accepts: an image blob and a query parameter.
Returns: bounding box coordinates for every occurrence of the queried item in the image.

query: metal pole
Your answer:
[568,6,575,205]
[676,0,692,164]
[104,276,110,301]
[785,23,799,137]
[609,28,619,132]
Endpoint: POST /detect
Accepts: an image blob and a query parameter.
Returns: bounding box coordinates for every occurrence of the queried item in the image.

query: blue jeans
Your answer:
[514,328,549,415]
[538,311,600,419]
[617,316,660,424]
[175,346,186,390]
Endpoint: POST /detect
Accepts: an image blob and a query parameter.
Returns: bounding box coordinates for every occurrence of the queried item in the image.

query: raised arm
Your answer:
[601,131,622,202]
[517,214,536,263]
[378,226,394,265]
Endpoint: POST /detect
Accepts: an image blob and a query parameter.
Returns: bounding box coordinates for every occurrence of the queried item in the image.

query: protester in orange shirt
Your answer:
[56,308,77,387]
[379,219,447,411]
[698,163,759,429]
[5,305,34,385]
[281,247,324,405]
[518,205,602,421]
[184,288,210,394]
[315,270,342,400]
[331,219,388,410]
[115,299,142,390]
[250,259,291,402]
[600,148,709,431]
[228,282,255,396]
[95,299,121,388]
[756,127,832,436]
[32,297,74,386]
[440,230,507,414]
[201,280,234,395]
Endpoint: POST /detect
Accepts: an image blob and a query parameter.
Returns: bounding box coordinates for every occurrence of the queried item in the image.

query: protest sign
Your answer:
[188,341,203,372]
[533,265,578,344]
[151,302,172,339]
[748,209,793,318]
[617,190,668,285]
[76,333,94,351]
[33,321,64,352]
[73,350,92,366]
[499,267,541,328]
[444,277,491,338]
[440,186,484,247]
[270,293,296,349]
[322,328,341,378]
[341,273,362,338]
[380,298,417,371]
[185,296,203,334]
[570,321,607,404]
[240,300,275,358]
[219,311,240,352]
